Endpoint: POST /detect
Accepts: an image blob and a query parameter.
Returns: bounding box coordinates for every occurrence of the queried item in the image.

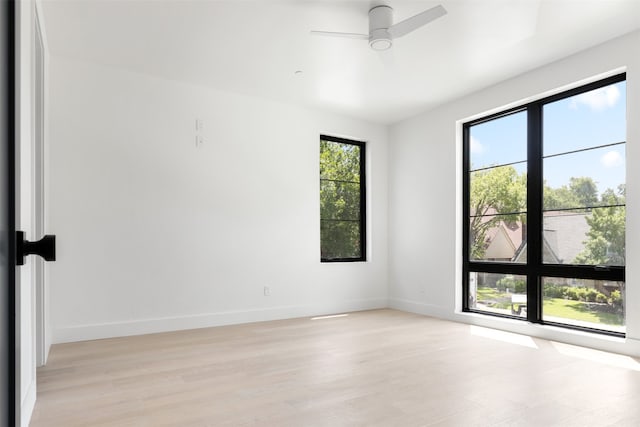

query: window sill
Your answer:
[454,309,639,356]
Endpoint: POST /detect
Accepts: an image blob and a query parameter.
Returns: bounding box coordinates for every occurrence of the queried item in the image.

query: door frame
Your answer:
[2,0,18,424]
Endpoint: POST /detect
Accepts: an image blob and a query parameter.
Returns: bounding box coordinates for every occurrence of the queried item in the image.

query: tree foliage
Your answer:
[543,184,579,210]
[568,177,599,208]
[469,166,526,259]
[471,170,625,266]
[574,185,625,265]
[320,141,362,259]
[543,177,599,210]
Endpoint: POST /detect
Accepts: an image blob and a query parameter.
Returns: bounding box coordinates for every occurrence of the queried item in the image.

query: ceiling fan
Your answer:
[311,4,447,51]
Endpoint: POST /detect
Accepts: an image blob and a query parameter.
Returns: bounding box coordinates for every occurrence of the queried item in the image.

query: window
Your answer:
[320,135,366,262]
[463,74,626,335]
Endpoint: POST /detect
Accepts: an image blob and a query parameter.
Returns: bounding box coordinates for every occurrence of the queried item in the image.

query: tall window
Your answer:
[320,135,366,262]
[463,74,626,335]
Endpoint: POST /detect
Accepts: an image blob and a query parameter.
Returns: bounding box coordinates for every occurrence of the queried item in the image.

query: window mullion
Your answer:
[462,125,471,310]
[527,105,543,323]
[359,138,366,261]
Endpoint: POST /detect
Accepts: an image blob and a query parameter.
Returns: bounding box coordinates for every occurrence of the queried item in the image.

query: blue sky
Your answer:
[470,81,626,195]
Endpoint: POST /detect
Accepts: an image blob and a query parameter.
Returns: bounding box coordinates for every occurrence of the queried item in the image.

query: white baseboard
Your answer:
[21,379,36,427]
[53,296,640,357]
[388,297,454,320]
[53,298,388,344]
[625,337,640,356]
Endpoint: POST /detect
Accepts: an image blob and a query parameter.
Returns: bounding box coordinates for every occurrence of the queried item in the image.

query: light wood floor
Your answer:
[31,309,640,426]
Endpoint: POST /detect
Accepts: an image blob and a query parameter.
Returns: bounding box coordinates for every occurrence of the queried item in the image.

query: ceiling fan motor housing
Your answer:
[369,5,393,50]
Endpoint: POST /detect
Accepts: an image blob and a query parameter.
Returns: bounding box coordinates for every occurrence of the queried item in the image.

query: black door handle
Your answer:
[16,231,56,266]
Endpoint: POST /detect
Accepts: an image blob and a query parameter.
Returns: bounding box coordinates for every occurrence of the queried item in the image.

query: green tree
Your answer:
[320,141,362,259]
[469,166,526,259]
[543,177,598,210]
[574,185,625,265]
[569,177,599,207]
[544,183,579,210]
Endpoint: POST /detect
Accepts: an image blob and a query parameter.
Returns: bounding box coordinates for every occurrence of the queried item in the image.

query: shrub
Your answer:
[610,290,623,309]
[496,277,526,293]
[562,286,607,303]
[585,288,599,302]
[565,287,579,301]
[543,284,565,298]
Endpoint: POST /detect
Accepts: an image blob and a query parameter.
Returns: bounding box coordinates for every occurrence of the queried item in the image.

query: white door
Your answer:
[13,1,55,425]
[34,4,48,368]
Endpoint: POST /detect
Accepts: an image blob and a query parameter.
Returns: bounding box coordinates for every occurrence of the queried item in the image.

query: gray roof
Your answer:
[543,212,590,264]
[513,212,590,264]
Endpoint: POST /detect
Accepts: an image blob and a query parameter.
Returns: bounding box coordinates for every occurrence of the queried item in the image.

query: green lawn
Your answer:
[476,287,504,300]
[543,298,623,326]
[476,288,514,310]
[476,288,624,327]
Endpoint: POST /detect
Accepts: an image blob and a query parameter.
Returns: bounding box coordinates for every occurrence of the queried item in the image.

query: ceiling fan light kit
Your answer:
[370,33,392,50]
[311,4,447,51]
[369,6,394,50]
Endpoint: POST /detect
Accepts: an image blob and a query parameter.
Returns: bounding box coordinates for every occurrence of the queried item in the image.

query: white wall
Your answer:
[389,30,640,356]
[49,57,389,343]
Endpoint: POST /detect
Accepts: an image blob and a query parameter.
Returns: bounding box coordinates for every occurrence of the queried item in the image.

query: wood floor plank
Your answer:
[31,309,640,426]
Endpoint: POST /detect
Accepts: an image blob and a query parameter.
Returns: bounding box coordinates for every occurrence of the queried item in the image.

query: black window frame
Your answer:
[320,135,367,263]
[462,73,626,337]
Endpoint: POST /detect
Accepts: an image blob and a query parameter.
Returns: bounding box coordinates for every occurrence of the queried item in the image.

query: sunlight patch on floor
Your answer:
[311,313,349,320]
[469,325,539,349]
[551,341,640,371]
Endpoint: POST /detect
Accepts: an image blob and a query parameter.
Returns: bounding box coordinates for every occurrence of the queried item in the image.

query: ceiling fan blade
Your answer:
[310,31,369,40]
[388,5,447,38]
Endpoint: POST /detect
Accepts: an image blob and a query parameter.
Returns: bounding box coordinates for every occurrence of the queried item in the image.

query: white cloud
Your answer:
[570,85,620,112]
[601,150,623,168]
[470,136,484,154]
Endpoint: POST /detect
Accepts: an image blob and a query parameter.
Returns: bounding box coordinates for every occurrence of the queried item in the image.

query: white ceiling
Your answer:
[41,0,640,125]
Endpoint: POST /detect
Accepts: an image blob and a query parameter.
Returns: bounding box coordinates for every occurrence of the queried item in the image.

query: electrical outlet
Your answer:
[264,286,271,296]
